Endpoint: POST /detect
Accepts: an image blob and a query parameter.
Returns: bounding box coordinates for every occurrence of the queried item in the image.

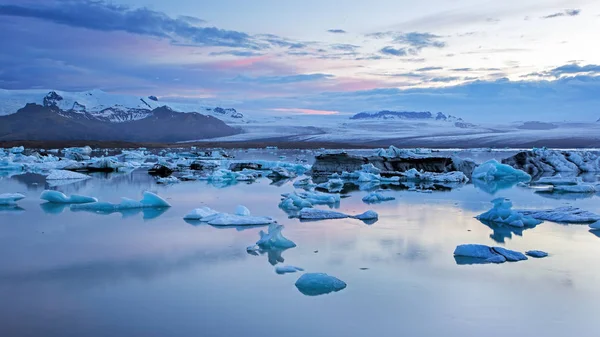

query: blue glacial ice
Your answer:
[316,178,345,192]
[589,221,600,230]
[0,193,26,205]
[293,177,316,188]
[71,191,171,213]
[517,206,600,223]
[279,191,341,212]
[526,250,549,258]
[402,168,469,183]
[492,246,528,261]
[183,205,275,226]
[362,192,395,204]
[476,198,543,228]
[183,207,219,220]
[298,208,378,222]
[235,205,251,216]
[156,176,180,184]
[255,223,297,249]
[295,273,347,296]
[275,265,304,274]
[45,170,90,181]
[472,159,531,182]
[40,190,97,204]
[454,244,529,264]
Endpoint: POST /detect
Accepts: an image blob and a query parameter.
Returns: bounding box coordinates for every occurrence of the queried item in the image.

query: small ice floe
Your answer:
[589,221,600,230]
[362,192,395,204]
[46,170,90,181]
[476,198,542,228]
[402,168,469,183]
[156,176,180,184]
[472,159,531,182]
[526,250,549,258]
[275,265,304,274]
[295,273,347,296]
[279,191,341,212]
[298,208,378,222]
[235,205,251,216]
[453,244,528,264]
[543,184,597,194]
[316,178,345,192]
[293,176,316,188]
[517,206,600,223]
[248,223,297,252]
[70,191,171,213]
[198,169,258,184]
[533,175,581,186]
[183,206,275,226]
[268,166,297,179]
[0,193,26,206]
[10,146,25,154]
[40,190,97,204]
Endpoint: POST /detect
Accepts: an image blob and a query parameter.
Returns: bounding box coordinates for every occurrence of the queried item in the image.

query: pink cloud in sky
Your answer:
[271,108,340,115]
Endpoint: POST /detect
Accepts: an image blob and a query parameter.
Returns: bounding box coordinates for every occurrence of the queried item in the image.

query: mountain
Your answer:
[0,104,239,142]
[0,89,244,122]
[350,110,475,128]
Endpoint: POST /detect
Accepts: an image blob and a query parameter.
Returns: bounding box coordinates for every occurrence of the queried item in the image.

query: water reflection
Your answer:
[478,219,531,243]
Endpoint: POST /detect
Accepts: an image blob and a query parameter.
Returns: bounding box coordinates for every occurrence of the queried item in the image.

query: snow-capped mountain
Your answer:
[0,89,244,123]
[350,110,475,128]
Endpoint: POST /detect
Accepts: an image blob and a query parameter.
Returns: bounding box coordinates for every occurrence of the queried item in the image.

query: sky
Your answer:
[0,0,599,122]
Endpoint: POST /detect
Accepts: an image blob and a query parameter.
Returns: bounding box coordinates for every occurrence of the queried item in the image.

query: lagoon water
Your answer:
[1,149,600,337]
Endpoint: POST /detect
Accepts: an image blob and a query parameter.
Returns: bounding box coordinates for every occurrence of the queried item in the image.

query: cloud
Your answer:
[209,50,264,57]
[270,108,339,115]
[330,44,360,52]
[416,66,443,71]
[379,46,409,56]
[327,29,347,34]
[0,0,261,49]
[393,32,446,49]
[427,76,461,82]
[550,63,600,76]
[541,9,581,19]
[231,73,334,85]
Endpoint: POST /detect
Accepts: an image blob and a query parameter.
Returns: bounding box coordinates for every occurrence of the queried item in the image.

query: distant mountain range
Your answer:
[350,110,475,128]
[0,90,240,142]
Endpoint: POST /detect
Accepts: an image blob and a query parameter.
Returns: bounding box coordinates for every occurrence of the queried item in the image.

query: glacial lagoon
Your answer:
[1,148,600,337]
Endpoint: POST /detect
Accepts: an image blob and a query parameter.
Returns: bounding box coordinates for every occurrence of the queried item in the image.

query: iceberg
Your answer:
[46,170,90,180]
[183,207,219,220]
[279,191,341,212]
[454,244,528,264]
[10,146,25,154]
[71,191,171,213]
[476,198,543,228]
[402,168,469,183]
[525,250,548,258]
[156,176,180,184]
[517,206,600,223]
[40,190,97,204]
[316,178,345,192]
[502,149,600,175]
[275,266,304,275]
[268,166,297,179]
[295,273,347,296]
[293,176,316,188]
[533,175,581,186]
[0,193,25,205]
[589,221,600,230]
[472,159,531,182]
[255,223,297,249]
[299,208,378,222]
[183,206,275,226]
[235,205,251,216]
[362,192,395,204]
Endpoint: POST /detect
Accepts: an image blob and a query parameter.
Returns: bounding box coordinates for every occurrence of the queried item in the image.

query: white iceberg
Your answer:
[275,266,304,274]
[525,250,548,258]
[295,273,347,296]
[10,146,25,154]
[503,149,600,175]
[0,193,25,205]
[472,159,531,182]
[235,205,251,216]
[279,191,341,212]
[183,207,219,220]
[476,198,543,228]
[546,184,597,194]
[293,177,316,188]
[268,166,297,179]
[46,170,90,180]
[156,176,180,184]
[299,208,378,222]
[362,192,395,204]
[183,206,275,226]
[518,206,600,223]
[71,191,171,212]
[402,168,469,183]
[40,190,97,204]
[316,178,345,192]
[534,175,581,186]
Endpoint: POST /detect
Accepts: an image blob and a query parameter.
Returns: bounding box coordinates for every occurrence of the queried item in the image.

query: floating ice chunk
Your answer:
[362,192,395,204]
[485,255,507,264]
[64,146,92,156]
[492,247,528,261]
[361,163,381,174]
[275,266,304,274]
[546,184,597,194]
[235,205,251,216]
[71,191,170,212]
[295,273,347,296]
[46,170,90,180]
[279,193,314,211]
[403,168,469,183]
[0,158,24,171]
[268,166,297,179]
[316,178,344,192]
[473,159,531,182]
[156,176,180,184]
[526,250,548,258]
[299,208,349,220]
[10,146,24,154]
[518,206,600,223]
[256,223,296,249]
[354,210,378,220]
[206,213,275,226]
[40,190,97,204]
[88,157,125,171]
[0,193,25,205]
[454,244,500,260]
[534,175,581,186]
[476,198,543,228]
[502,149,600,174]
[293,177,316,188]
[183,207,219,220]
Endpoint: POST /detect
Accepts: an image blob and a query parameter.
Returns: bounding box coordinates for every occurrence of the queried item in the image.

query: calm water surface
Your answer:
[1,150,599,337]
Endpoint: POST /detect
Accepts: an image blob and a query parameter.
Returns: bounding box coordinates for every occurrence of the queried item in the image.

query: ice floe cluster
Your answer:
[502,148,600,175]
[454,244,546,264]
